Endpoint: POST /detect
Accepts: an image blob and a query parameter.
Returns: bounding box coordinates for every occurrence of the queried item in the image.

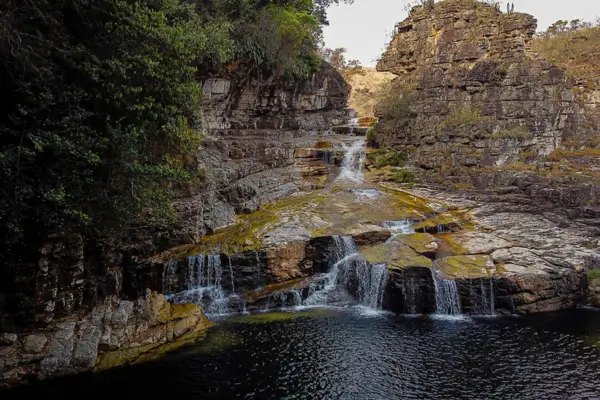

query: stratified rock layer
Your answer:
[376,0,578,168]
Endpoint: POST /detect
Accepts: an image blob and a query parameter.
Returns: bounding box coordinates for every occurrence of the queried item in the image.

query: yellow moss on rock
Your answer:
[436,255,495,279]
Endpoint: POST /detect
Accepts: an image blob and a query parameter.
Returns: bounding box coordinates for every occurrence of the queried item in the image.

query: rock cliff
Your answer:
[373,0,600,307]
[376,0,579,168]
[0,62,350,387]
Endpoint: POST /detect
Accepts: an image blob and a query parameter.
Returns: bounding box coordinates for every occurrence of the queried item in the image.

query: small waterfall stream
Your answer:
[303,236,388,311]
[338,139,366,183]
[431,269,462,316]
[471,279,496,315]
[163,254,230,315]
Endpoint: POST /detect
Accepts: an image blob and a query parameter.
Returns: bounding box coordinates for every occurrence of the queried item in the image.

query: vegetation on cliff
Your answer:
[532,19,600,84]
[0,0,350,260]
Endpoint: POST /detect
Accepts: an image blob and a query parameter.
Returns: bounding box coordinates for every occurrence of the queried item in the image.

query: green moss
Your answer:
[399,233,438,255]
[588,269,600,282]
[389,169,416,183]
[436,255,494,279]
[227,309,331,324]
[438,107,491,131]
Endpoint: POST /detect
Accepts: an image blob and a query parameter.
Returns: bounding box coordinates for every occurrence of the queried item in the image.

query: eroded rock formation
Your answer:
[376,0,579,168]
[0,63,351,387]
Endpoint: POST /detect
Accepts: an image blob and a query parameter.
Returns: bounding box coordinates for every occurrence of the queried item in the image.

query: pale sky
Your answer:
[323,0,599,66]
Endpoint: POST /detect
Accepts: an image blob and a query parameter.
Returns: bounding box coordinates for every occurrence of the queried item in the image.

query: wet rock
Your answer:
[23,334,48,354]
[451,232,512,255]
[398,233,439,258]
[436,255,495,279]
[345,224,392,245]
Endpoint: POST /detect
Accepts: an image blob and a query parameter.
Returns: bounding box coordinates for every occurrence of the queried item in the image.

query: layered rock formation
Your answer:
[0,63,351,387]
[174,63,350,242]
[372,0,600,300]
[376,0,579,168]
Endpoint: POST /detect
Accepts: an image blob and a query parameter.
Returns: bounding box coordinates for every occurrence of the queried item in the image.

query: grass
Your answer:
[345,68,395,117]
[520,151,538,162]
[369,148,408,169]
[532,26,600,84]
[546,148,600,162]
[492,125,533,140]
[438,107,490,130]
[589,269,600,282]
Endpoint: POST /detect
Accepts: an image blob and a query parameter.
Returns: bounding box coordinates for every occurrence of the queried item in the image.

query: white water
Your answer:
[402,277,420,315]
[338,140,366,183]
[471,279,496,316]
[302,236,388,310]
[431,269,462,316]
[164,254,230,315]
[383,220,415,235]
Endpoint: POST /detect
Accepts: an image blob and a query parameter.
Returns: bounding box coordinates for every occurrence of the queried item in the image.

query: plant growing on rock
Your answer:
[390,169,416,184]
[438,107,491,130]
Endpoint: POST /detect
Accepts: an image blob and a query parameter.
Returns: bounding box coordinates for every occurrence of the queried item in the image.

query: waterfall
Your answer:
[338,140,366,183]
[383,220,415,235]
[164,254,230,315]
[471,279,495,315]
[431,269,462,316]
[402,277,419,314]
[227,255,235,294]
[302,236,388,310]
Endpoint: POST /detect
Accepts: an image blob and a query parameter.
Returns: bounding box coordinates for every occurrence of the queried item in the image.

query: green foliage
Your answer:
[0,0,350,258]
[390,169,416,184]
[589,269,600,282]
[0,0,209,252]
[366,127,376,145]
[492,125,533,140]
[370,148,407,169]
[439,107,490,130]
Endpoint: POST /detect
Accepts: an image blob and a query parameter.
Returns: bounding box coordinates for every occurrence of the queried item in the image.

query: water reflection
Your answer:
[4,308,600,399]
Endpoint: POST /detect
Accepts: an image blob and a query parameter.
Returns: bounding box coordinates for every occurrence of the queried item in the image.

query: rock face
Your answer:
[0,291,212,388]
[376,0,578,168]
[0,62,351,388]
[173,62,350,242]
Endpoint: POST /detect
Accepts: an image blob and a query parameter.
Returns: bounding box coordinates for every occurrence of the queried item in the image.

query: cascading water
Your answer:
[402,277,420,314]
[382,220,415,235]
[163,254,230,315]
[338,140,366,183]
[302,236,388,310]
[431,269,462,316]
[471,278,495,315]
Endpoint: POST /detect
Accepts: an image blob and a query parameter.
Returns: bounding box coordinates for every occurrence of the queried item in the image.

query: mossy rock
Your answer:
[362,241,433,271]
[399,233,438,257]
[436,255,495,279]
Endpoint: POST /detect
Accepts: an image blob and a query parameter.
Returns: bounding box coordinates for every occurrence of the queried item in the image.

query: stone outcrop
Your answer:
[376,0,579,168]
[0,62,351,388]
[0,291,212,388]
[173,62,351,242]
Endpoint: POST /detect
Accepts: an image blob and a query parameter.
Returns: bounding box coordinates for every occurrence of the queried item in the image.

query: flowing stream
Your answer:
[338,139,366,183]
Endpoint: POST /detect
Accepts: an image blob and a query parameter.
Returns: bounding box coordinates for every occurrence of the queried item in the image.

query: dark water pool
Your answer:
[5,307,600,399]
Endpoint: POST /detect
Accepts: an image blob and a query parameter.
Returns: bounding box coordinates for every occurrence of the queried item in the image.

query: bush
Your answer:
[370,148,407,169]
[439,107,490,130]
[390,169,416,183]
[589,269,600,282]
[492,125,534,140]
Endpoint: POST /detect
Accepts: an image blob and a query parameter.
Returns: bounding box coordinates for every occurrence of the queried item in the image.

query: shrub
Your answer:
[520,151,538,162]
[366,128,376,146]
[370,149,408,169]
[390,169,416,183]
[589,269,600,282]
[492,125,534,140]
[439,107,490,130]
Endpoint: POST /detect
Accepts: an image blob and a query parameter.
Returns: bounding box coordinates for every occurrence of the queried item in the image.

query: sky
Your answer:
[322,0,599,66]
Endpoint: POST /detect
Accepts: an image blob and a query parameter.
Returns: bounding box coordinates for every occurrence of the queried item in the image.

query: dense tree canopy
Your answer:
[0,0,350,260]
